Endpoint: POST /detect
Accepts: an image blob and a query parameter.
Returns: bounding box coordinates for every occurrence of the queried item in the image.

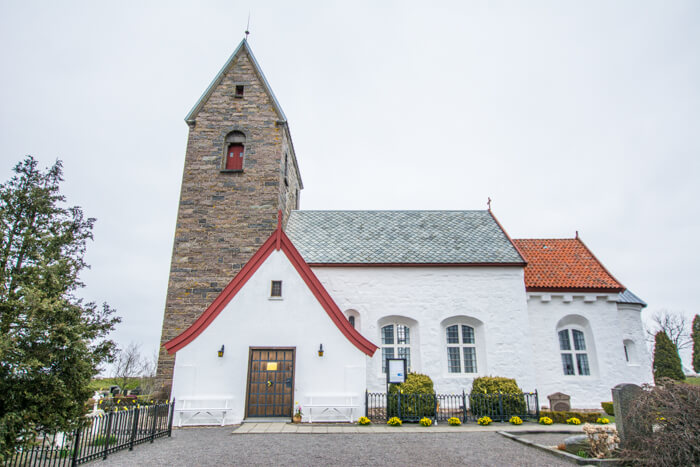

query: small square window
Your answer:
[235,85,244,98]
[270,280,282,297]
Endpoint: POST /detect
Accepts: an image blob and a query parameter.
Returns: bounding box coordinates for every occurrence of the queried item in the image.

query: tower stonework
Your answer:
[155,40,302,396]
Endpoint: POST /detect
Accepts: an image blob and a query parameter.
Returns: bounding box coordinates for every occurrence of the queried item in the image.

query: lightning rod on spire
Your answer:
[245,12,250,40]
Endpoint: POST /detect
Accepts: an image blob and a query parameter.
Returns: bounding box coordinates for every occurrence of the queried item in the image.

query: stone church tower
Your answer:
[155,39,302,396]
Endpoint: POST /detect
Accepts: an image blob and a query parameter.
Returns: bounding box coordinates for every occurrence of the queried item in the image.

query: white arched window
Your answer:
[556,315,597,377]
[446,324,477,373]
[558,328,590,375]
[381,323,411,373]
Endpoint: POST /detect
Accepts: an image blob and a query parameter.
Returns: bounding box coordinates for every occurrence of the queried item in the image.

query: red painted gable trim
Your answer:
[164,215,379,357]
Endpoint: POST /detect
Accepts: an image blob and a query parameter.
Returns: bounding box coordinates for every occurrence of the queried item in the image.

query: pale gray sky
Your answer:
[1,1,698,369]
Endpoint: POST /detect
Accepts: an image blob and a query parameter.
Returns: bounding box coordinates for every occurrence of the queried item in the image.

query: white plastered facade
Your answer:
[170,250,367,425]
[312,266,537,394]
[527,293,652,408]
[313,267,652,408]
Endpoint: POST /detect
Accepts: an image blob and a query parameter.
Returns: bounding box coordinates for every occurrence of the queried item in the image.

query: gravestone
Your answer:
[547,392,571,412]
[611,383,642,446]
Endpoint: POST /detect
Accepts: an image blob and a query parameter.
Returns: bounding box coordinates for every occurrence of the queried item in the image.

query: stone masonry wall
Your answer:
[155,48,301,396]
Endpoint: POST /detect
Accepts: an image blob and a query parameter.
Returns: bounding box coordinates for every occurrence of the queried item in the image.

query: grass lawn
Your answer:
[89,377,142,392]
[685,376,700,385]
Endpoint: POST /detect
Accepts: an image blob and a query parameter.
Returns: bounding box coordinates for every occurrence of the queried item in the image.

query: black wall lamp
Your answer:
[218,345,225,357]
[318,344,324,357]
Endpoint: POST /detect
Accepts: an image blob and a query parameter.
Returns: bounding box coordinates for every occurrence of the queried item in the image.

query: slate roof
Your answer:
[285,210,525,264]
[618,289,647,307]
[512,238,624,291]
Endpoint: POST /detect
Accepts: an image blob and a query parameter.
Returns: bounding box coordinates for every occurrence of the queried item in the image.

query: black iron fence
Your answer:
[366,391,539,423]
[3,401,174,466]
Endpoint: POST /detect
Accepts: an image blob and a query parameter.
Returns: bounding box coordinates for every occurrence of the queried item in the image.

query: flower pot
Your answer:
[292,415,302,424]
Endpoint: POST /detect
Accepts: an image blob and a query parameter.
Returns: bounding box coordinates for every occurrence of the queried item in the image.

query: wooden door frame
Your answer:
[244,347,296,419]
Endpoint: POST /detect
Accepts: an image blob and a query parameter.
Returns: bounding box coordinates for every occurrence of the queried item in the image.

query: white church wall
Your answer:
[312,266,536,394]
[527,293,653,409]
[170,250,367,425]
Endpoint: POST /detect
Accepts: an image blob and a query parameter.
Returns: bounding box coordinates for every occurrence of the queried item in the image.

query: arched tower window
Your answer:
[223,131,246,171]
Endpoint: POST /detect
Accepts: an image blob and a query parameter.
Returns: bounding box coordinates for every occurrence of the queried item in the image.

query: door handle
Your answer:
[267,380,274,387]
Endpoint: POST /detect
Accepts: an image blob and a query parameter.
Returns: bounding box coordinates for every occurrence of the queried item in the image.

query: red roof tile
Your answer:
[512,238,624,291]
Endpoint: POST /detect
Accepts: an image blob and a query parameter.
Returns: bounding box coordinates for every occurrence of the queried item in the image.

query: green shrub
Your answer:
[470,376,522,394]
[388,372,434,395]
[469,376,526,419]
[539,410,600,424]
[653,331,685,383]
[388,372,436,420]
[601,402,614,416]
[92,435,117,446]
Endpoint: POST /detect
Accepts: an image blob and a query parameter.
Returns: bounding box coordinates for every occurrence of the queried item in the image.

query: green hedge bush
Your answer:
[388,372,435,420]
[469,376,526,419]
[470,376,522,394]
[601,402,614,416]
[539,410,601,424]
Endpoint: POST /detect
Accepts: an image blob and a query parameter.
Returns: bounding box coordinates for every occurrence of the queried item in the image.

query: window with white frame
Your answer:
[559,328,590,375]
[446,324,477,373]
[381,324,411,373]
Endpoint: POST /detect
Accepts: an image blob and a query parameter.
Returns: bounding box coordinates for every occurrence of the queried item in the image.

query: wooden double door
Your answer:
[245,348,295,418]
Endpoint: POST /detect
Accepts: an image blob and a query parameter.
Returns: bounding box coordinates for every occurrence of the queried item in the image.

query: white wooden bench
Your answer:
[175,398,234,427]
[304,394,360,423]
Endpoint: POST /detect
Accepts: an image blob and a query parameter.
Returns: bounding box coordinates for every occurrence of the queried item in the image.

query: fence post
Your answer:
[150,404,158,443]
[535,390,540,420]
[129,406,139,451]
[103,410,114,460]
[433,394,438,424]
[397,390,401,420]
[498,393,504,422]
[168,399,175,437]
[70,427,81,467]
[364,390,368,418]
[462,390,467,422]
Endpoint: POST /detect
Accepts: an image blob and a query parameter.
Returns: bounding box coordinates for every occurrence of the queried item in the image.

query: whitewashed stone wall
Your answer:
[171,250,367,425]
[312,266,537,394]
[527,293,652,409]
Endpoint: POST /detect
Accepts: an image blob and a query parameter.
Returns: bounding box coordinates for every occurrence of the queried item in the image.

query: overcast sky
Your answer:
[1,1,698,371]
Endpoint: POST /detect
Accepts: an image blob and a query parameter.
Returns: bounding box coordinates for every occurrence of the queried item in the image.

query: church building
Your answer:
[155,39,652,425]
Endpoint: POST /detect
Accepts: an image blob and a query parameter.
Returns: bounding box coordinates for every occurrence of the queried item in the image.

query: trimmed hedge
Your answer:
[469,376,526,419]
[470,376,522,394]
[388,372,435,420]
[601,402,614,416]
[540,410,601,424]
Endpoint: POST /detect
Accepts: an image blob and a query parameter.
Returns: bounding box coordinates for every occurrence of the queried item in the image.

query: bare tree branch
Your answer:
[646,310,692,350]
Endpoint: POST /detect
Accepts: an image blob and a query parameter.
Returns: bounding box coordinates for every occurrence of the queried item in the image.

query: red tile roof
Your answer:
[512,238,624,292]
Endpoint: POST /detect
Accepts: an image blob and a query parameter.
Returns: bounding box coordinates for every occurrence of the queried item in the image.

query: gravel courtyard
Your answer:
[94,426,573,466]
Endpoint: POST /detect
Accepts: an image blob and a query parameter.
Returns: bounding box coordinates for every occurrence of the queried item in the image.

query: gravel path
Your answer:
[94,427,572,466]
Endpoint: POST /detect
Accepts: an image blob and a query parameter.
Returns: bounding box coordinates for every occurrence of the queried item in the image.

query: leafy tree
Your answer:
[0,156,120,460]
[653,331,685,383]
[692,314,700,373]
